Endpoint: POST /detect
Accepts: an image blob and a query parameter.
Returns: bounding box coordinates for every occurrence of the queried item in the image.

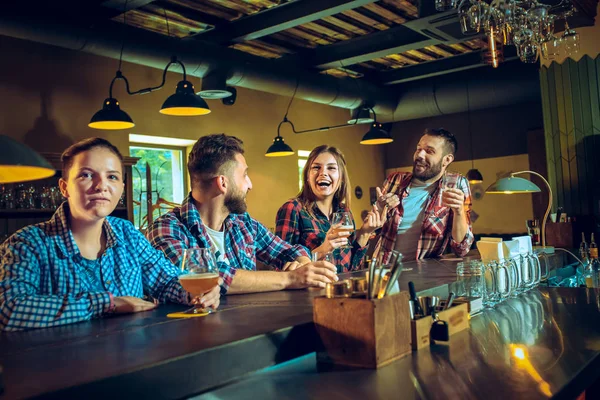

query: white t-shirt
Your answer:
[205,225,228,264]
[394,179,437,260]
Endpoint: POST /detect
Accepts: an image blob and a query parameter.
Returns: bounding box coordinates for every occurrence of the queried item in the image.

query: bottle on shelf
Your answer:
[580,232,589,263]
[589,234,600,288]
[590,233,598,260]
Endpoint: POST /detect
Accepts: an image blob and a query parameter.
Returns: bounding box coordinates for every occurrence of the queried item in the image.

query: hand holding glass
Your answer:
[331,212,354,249]
[179,248,220,314]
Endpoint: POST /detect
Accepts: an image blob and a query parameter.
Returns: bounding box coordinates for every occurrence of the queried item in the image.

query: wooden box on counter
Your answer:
[410,302,469,350]
[545,222,574,248]
[313,291,411,369]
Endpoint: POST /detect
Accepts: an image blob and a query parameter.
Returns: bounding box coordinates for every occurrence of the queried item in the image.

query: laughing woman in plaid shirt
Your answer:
[276,145,386,272]
[374,128,474,263]
[0,138,219,331]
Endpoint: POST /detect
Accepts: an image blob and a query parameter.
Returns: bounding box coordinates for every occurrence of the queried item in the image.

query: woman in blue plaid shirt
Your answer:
[0,138,220,331]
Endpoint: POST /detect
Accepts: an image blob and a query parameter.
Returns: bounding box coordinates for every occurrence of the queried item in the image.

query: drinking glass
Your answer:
[312,251,334,263]
[456,259,485,298]
[331,212,354,249]
[179,248,220,314]
[490,260,512,303]
[312,251,338,273]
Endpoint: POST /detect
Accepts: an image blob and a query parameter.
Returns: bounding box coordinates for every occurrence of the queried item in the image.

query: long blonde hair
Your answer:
[297,145,351,218]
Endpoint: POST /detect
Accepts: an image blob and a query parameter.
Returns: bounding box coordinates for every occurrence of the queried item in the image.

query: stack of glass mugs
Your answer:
[456,252,549,308]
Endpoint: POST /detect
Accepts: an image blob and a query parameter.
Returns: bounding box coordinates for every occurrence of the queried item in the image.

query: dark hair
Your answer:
[61,137,123,178]
[423,128,458,156]
[297,145,351,218]
[188,134,245,186]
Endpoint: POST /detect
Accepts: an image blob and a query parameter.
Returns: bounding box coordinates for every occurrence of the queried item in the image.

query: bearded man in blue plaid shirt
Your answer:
[0,138,220,331]
[147,134,338,294]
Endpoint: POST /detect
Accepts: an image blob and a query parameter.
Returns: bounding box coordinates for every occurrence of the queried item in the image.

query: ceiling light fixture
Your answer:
[266,117,295,157]
[360,121,393,145]
[197,71,234,100]
[359,109,393,145]
[275,106,393,146]
[89,5,209,129]
[0,136,55,183]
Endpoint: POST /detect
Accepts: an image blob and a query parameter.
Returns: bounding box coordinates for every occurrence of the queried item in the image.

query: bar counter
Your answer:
[1,258,599,399]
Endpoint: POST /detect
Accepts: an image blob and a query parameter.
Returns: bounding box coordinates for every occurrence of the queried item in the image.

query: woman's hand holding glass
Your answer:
[313,220,352,254]
[179,248,221,314]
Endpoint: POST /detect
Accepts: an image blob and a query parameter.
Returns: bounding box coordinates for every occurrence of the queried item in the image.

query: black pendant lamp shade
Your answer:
[0,135,55,183]
[360,122,393,145]
[266,117,295,157]
[467,168,484,184]
[89,98,135,130]
[266,135,294,157]
[160,80,211,116]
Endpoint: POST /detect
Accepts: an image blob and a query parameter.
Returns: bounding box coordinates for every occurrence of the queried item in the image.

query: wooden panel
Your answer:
[541,55,600,226]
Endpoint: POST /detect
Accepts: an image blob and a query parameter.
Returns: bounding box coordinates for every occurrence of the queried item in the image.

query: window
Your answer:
[129,145,187,229]
[298,150,310,191]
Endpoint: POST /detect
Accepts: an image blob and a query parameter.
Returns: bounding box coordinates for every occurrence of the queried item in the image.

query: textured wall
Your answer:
[540,56,600,222]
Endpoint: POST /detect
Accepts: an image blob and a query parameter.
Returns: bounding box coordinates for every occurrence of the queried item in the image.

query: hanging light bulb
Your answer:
[360,122,393,145]
[89,97,135,130]
[160,80,210,116]
[89,71,135,130]
[0,135,55,183]
[467,169,484,184]
[266,117,294,157]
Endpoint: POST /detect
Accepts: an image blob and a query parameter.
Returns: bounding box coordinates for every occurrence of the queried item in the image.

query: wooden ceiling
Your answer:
[106,0,488,82]
[7,0,599,85]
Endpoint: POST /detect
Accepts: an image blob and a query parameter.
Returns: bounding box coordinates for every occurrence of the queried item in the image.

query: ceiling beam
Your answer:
[277,10,481,69]
[379,47,519,85]
[100,0,156,19]
[191,0,377,45]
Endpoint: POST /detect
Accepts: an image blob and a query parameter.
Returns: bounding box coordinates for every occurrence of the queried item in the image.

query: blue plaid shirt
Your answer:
[0,203,188,332]
[146,194,310,294]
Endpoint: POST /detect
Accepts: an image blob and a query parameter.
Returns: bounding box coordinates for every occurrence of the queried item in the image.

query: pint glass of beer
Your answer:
[179,248,220,313]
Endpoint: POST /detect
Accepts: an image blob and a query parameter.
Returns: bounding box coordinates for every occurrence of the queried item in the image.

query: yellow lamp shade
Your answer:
[160,81,211,116]
[89,98,135,130]
[0,136,55,183]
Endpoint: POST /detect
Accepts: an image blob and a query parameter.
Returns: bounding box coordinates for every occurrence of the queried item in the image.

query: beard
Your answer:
[224,184,247,214]
[412,158,444,181]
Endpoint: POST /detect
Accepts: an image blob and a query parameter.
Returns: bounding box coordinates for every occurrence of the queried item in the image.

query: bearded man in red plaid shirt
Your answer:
[147,134,338,294]
[375,128,474,262]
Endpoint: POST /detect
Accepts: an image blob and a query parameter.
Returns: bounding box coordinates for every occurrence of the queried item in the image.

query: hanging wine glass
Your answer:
[562,19,580,56]
[458,0,478,35]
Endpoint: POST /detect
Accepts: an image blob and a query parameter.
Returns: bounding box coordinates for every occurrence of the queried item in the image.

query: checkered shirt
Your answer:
[375,171,474,263]
[146,194,310,294]
[275,199,367,272]
[0,203,188,331]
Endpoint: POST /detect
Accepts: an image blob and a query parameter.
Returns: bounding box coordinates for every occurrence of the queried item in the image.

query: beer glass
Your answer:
[331,211,354,249]
[179,248,220,314]
[456,259,485,298]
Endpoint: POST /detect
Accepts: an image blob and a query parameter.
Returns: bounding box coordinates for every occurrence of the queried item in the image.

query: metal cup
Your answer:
[325,280,352,298]
[417,296,440,316]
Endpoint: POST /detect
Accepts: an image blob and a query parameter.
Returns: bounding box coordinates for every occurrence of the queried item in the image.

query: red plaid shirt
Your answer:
[275,199,367,272]
[375,171,474,262]
[147,195,309,294]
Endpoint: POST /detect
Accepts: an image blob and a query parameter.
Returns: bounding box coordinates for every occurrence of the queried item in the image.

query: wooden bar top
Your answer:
[1,258,597,400]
